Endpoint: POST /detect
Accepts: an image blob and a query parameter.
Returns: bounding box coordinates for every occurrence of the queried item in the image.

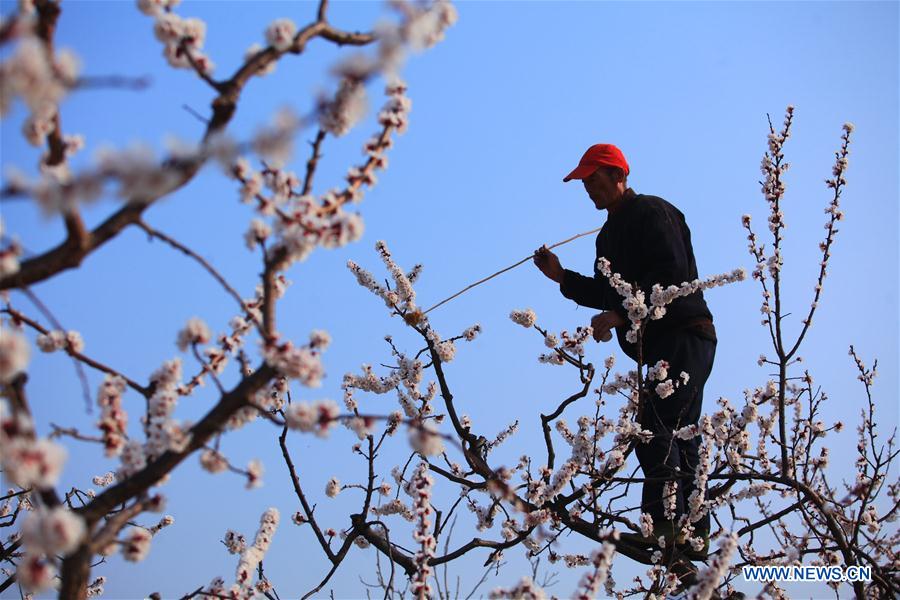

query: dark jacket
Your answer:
[559,190,715,362]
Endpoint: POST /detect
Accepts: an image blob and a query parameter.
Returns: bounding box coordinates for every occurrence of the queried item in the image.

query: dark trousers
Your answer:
[633,331,716,533]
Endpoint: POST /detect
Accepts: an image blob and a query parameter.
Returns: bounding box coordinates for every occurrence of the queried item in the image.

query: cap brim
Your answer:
[562,163,598,182]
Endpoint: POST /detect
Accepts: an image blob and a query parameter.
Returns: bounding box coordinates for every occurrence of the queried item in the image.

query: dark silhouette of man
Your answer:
[533,144,715,558]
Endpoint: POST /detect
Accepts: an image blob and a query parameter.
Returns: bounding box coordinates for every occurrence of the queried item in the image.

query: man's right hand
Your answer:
[533,245,564,283]
[590,311,625,342]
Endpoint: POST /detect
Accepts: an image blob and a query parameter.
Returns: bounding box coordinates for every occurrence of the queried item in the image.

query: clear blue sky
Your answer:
[1,1,897,598]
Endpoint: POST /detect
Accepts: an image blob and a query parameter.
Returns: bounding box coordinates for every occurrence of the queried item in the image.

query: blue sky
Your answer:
[1,1,897,598]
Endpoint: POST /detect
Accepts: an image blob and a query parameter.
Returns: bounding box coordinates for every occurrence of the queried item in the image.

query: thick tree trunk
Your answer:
[59,545,91,600]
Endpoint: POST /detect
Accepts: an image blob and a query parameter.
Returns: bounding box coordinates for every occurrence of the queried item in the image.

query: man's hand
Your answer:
[533,245,564,283]
[590,311,626,342]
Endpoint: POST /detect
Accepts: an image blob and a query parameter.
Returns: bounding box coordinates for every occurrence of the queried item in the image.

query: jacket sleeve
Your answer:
[559,269,608,310]
[636,203,692,296]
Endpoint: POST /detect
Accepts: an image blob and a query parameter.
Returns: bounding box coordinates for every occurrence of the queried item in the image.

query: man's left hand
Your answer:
[590,311,626,342]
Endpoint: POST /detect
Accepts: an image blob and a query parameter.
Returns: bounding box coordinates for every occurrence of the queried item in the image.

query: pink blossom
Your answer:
[250,110,297,169]
[285,399,339,437]
[435,339,456,362]
[200,449,228,474]
[408,419,444,456]
[86,575,106,598]
[0,436,67,489]
[137,0,173,16]
[410,462,436,598]
[640,513,654,537]
[235,508,280,592]
[153,13,185,43]
[371,498,415,521]
[264,342,324,386]
[119,439,147,477]
[65,330,84,352]
[36,329,65,352]
[245,459,264,489]
[244,219,272,250]
[3,39,72,114]
[462,324,481,341]
[574,541,616,599]
[686,533,737,600]
[122,526,152,562]
[265,18,296,51]
[0,326,29,382]
[15,553,56,593]
[509,308,537,328]
[0,242,21,277]
[655,380,675,399]
[284,401,317,432]
[224,530,247,554]
[404,0,458,50]
[347,415,374,440]
[309,330,331,350]
[92,471,116,487]
[176,317,211,351]
[22,506,86,555]
[489,576,547,599]
[647,360,669,381]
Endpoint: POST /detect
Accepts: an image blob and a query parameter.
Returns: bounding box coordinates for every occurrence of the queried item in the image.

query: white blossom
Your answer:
[325,476,341,498]
[462,324,481,341]
[263,342,324,386]
[575,541,616,599]
[36,329,64,352]
[655,380,675,399]
[320,79,367,137]
[509,308,537,328]
[410,463,436,598]
[200,449,228,474]
[122,526,152,562]
[490,576,547,599]
[409,419,443,456]
[285,399,339,437]
[15,553,56,593]
[22,506,86,555]
[176,317,211,351]
[265,18,296,51]
[0,434,67,490]
[233,508,279,592]
[686,533,737,600]
[245,459,264,489]
[244,219,272,250]
[0,326,29,383]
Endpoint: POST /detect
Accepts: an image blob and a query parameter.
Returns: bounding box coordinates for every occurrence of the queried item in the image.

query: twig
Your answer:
[302,129,327,195]
[19,287,93,411]
[136,220,246,313]
[75,75,152,90]
[2,305,149,398]
[49,423,104,444]
[182,104,210,125]
[178,39,223,92]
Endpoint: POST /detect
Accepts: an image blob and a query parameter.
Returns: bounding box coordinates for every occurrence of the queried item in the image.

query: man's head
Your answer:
[563,143,630,212]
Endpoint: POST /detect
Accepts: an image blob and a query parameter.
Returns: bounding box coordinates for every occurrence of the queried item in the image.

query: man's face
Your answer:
[582,167,622,211]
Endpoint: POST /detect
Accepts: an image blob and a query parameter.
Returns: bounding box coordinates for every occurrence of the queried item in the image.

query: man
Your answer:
[533,143,716,559]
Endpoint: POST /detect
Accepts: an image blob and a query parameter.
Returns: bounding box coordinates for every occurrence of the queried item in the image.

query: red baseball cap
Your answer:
[563,143,630,182]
